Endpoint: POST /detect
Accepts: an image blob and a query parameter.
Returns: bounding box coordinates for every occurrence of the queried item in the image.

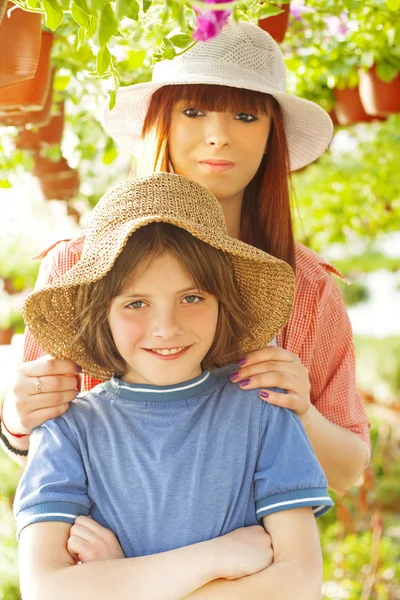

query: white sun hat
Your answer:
[103,18,333,171]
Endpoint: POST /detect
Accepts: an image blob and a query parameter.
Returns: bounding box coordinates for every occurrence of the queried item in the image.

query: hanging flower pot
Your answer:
[39,168,80,202]
[15,99,64,150]
[258,2,291,43]
[1,69,55,128]
[0,30,53,115]
[0,2,42,88]
[359,66,400,116]
[0,326,14,345]
[0,0,7,24]
[32,155,69,178]
[333,86,378,126]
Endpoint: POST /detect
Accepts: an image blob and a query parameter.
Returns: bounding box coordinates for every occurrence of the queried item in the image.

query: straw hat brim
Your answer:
[24,214,295,380]
[103,78,333,172]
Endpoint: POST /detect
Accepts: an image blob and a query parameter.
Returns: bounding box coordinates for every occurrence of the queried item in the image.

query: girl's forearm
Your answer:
[24,538,225,600]
[300,404,369,493]
[184,560,321,600]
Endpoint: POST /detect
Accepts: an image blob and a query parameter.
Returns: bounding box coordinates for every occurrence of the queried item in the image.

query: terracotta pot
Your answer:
[33,155,69,178]
[328,110,339,127]
[333,87,378,126]
[0,30,53,115]
[2,68,54,128]
[40,169,80,202]
[258,2,290,43]
[15,100,65,149]
[359,66,400,116]
[0,327,14,345]
[0,2,42,88]
[0,0,7,24]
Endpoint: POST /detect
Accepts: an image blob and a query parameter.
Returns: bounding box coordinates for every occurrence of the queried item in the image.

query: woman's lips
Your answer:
[199,160,235,172]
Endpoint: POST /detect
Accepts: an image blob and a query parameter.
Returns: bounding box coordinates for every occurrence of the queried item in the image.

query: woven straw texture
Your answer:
[103,19,333,171]
[24,173,295,379]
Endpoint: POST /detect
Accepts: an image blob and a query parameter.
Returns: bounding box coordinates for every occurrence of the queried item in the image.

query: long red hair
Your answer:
[140,84,296,270]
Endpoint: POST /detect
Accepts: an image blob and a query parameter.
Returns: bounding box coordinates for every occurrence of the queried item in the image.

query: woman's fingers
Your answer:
[22,355,80,378]
[258,390,306,413]
[237,346,294,367]
[3,355,81,434]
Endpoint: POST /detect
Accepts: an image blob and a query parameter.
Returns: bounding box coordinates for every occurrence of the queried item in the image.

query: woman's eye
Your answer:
[182,108,204,118]
[235,112,257,122]
[182,295,202,304]
[127,300,145,309]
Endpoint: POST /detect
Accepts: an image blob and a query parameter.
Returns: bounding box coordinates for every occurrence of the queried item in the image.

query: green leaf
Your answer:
[97,3,118,47]
[169,34,193,49]
[116,0,139,20]
[142,0,152,12]
[77,25,88,49]
[41,0,64,30]
[71,2,92,31]
[108,89,117,110]
[258,4,284,20]
[387,0,400,10]
[54,73,71,91]
[97,46,111,75]
[0,179,11,188]
[376,61,399,82]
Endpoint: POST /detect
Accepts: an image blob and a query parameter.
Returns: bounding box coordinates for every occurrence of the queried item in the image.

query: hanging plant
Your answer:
[359,66,400,117]
[0,30,53,115]
[0,2,42,88]
[333,86,381,126]
[258,1,290,43]
[15,99,64,149]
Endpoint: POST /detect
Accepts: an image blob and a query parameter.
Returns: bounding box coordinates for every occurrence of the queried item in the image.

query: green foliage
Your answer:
[355,336,400,398]
[293,115,400,251]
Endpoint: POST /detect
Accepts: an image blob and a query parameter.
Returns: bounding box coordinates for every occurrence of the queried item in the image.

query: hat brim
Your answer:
[103,78,333,171]
[24,214,295,380]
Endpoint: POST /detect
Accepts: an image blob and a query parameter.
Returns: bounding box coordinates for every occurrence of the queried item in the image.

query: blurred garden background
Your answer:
[1,0,400,597]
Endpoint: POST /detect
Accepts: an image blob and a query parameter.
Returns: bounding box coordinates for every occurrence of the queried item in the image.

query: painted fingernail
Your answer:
[237,358,246,367]
[259,391,269,399]
[230,371,240,381]
[76,365,82,373]
[239,378,250,387]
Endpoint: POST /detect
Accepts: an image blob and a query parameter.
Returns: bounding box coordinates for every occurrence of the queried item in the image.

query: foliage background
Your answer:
[1,0,400,598]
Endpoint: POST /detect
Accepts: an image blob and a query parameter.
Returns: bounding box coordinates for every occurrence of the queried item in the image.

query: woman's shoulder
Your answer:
[294,242,347,287]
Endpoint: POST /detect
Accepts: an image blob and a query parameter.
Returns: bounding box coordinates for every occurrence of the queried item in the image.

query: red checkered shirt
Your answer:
[24,233,370,449]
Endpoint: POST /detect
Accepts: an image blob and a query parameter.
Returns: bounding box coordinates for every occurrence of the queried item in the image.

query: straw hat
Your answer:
[24,173,295,379]
[103,19,333,171]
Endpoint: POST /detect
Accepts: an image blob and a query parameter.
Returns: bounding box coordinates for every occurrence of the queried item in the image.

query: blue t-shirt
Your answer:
[14,371,333,557]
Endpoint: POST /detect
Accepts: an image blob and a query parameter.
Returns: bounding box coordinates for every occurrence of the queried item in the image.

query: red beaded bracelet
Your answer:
[0,401,29,438]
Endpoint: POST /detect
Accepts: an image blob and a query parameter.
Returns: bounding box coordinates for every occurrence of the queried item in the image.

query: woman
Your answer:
[1,19,369,492]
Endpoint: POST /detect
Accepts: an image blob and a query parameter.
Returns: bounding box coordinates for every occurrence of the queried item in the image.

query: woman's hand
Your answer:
[2,355,80,436]
[216,526,273,580]
[229,347,311,417]
[67,516,125,563]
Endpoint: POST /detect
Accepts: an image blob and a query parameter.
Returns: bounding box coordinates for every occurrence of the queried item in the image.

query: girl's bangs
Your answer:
[162,84,270,115]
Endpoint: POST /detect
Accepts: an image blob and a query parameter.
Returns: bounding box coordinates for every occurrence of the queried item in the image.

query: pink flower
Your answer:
[193,1,233,42]
[324,12,348,37]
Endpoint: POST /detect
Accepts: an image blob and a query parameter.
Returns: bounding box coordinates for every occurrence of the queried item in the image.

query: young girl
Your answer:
[15,173,332,600]
[2,19,369,492]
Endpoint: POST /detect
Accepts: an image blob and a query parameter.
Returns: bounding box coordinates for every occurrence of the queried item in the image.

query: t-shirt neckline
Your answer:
[104,370,218,402]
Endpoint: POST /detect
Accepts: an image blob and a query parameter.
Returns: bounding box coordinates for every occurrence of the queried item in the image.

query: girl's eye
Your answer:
[235,112,257,122]
[182,295,202,304]
[127,300,146,309]
[182,108,205,118]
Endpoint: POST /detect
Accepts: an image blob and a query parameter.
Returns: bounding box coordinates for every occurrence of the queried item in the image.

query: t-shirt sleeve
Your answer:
[13,417,90,538]
[254,403,333,520]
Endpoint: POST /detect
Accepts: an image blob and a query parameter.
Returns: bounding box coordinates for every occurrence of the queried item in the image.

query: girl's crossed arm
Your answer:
[18,521,272,600]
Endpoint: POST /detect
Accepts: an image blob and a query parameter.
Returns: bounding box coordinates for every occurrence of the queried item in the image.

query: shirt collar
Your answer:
[104,370,218,402]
